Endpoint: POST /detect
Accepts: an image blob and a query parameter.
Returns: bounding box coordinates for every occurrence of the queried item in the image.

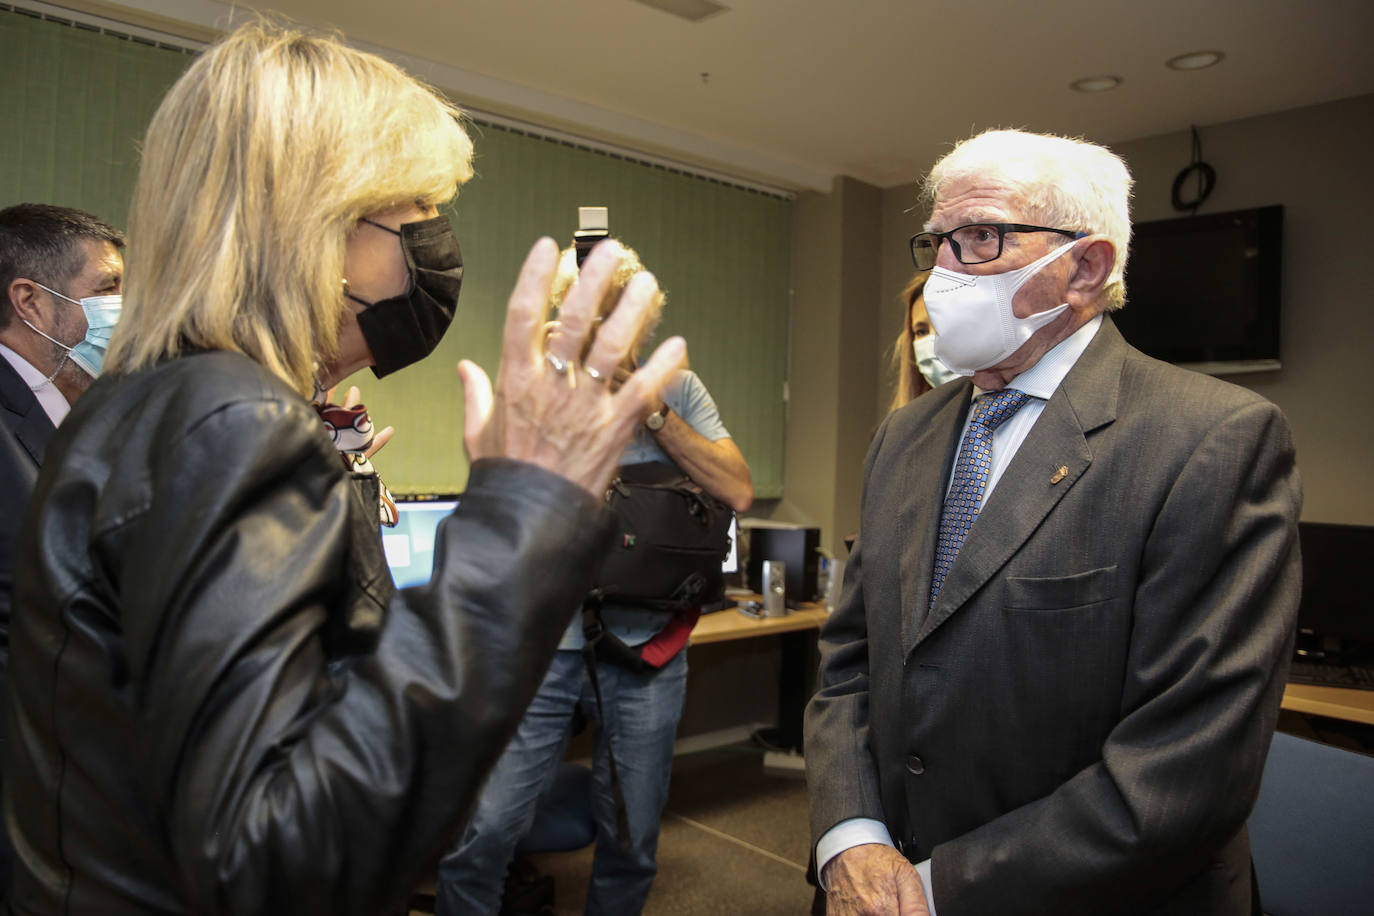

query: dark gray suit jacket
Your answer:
[805,318,1302,916]
[0,354,54,893]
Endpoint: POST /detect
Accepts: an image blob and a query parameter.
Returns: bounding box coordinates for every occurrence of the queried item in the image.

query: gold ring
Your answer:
[544,351,574,374]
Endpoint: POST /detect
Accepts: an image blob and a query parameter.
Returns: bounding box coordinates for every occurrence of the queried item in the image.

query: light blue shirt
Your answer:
[558,368,732,651]
[815,315,1103,913]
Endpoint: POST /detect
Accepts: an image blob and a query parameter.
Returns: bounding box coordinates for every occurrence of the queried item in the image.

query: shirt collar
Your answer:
[0,342,72,426]
[974,314,1103,401]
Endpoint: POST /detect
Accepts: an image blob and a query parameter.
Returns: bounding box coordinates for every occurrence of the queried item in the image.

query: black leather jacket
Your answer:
[3,351,612,915]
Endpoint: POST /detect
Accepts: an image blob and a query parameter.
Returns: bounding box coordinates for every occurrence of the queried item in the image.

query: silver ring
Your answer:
[582,364,608,385]
[544,351,574,375]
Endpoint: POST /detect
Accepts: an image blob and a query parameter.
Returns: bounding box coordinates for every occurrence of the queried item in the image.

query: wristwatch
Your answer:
[645,403,670,432]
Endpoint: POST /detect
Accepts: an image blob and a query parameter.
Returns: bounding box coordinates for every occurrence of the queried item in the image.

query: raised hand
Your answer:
[458,238,686,496]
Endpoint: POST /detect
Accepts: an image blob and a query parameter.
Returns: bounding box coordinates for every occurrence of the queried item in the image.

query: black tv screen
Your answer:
[1115,205,1283,374]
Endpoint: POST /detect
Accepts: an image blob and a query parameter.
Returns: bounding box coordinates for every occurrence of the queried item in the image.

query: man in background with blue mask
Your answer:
[806,130,1301,916]
[0,202,124,892]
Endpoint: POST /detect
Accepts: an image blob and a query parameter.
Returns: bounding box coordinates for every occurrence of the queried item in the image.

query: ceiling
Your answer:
[52,0,1374,192]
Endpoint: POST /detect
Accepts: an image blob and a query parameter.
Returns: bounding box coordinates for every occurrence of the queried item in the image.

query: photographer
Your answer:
[437,243,752,915]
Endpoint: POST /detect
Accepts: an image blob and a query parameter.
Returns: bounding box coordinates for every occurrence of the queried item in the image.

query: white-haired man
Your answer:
[805,129,1301,916]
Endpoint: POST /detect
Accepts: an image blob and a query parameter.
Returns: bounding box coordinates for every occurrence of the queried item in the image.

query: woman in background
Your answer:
[3,21,684,916]
[886,269,958,413]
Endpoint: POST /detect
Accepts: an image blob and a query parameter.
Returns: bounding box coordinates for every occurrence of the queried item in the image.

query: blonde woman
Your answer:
[4,21,684,915]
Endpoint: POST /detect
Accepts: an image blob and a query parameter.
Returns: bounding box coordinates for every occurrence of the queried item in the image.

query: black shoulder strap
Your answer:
[580,594,632,851]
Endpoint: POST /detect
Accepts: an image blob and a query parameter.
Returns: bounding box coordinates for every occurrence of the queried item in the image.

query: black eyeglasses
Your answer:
[909,223,1085,270]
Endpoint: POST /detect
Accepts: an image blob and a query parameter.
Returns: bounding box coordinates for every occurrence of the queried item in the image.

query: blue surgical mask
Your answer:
[25,282,122,377]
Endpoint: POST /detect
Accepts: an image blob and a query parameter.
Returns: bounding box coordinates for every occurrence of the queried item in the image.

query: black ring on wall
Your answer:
[1171,161,1216,211]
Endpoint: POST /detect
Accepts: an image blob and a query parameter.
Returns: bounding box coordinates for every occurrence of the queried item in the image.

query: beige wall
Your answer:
[1112,94,1374,524]
[877,186,928,419]
[871,94,1374,525]
[766,176,885,558]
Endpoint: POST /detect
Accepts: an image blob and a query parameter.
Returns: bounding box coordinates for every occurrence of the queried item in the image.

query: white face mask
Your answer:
[924,241,1076,376]
[913,334,960,388]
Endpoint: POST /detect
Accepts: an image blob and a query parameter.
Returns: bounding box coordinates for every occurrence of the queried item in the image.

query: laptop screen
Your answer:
[383,498,459,588]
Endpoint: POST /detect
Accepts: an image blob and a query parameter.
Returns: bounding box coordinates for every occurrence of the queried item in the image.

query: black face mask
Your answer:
[348,214,463,378]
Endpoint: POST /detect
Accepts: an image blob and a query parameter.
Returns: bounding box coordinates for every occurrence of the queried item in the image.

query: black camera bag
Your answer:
[592,461,732,611]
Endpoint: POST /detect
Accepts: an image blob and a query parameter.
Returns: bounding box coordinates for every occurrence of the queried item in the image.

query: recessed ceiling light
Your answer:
[1167,50,1225,71]
[1070,75,1123,93]
[631,0,729,22]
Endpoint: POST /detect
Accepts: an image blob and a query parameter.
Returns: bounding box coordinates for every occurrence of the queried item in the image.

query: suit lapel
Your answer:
[897,384,972,657]
[0,355,55,467]
[910,318,1128,651]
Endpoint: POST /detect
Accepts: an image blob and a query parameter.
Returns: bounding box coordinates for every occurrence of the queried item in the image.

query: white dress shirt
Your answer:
[0,342,71,427]
[815,315,1104,914]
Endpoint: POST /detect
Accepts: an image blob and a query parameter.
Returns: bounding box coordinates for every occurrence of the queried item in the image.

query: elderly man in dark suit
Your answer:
[805,130,1301,916]
[0,203,124,888]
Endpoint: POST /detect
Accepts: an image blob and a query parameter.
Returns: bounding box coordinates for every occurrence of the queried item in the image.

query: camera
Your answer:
[573,206,609,268]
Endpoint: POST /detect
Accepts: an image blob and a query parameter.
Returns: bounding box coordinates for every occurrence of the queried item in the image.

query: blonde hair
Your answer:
[106,19,474,393]
[550,242,665,364]
[923,129,1133,310]
[887,270,932,414]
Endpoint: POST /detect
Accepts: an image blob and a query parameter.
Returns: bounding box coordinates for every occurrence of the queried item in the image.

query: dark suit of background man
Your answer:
[805,129,1301,916]
[0,203,125,891]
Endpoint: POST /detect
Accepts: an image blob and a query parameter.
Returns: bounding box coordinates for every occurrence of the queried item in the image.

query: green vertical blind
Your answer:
[0,7,193,229]
[0,7,791,498]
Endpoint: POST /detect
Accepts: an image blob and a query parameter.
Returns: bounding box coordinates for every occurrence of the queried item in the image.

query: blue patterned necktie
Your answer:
[928,388,1032,609]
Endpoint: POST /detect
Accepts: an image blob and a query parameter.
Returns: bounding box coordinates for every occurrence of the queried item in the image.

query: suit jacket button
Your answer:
[905,754,925,775]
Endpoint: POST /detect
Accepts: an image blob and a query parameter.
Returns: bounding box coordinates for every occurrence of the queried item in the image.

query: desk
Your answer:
[1281,682,1374,726]
[691,603,829,645]
[690,599,828,751]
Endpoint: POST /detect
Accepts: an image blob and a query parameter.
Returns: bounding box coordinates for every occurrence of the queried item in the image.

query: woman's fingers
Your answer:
[582,271,658,381]
[457,359,495,461]
[545,240,621,367]
[459,237,685,496]
[616,336,686,416]
[502,238,560,375]
[364,425,394,459]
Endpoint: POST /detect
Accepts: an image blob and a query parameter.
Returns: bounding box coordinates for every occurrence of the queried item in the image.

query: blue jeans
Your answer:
[436,648,689,916]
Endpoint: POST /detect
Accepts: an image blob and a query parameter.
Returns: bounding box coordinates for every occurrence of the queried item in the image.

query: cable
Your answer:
[1171,124,1215,214]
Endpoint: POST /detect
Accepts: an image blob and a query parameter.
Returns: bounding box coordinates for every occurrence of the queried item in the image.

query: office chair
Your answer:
[1247,731,1374,916]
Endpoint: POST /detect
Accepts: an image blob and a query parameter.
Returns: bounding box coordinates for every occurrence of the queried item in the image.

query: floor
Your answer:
[411,742,817,915]
[528,744,815,915]
[409,716,1374,915]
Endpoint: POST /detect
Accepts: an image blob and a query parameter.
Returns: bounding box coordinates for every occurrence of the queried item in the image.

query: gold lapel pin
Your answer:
[1049,465,1068,484]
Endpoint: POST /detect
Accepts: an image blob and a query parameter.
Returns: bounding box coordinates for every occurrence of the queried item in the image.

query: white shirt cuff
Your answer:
[814,819,937,914]
[915,857,938,916]
[814,818,894,890]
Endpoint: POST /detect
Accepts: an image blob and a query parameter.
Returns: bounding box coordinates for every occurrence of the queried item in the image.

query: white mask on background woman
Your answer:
[913,335,960,388]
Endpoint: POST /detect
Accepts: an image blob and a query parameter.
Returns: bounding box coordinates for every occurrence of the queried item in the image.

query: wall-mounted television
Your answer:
[1114,205,1283,375]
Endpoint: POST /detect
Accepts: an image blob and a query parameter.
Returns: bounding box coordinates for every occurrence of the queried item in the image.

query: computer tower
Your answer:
[745,524,821,603]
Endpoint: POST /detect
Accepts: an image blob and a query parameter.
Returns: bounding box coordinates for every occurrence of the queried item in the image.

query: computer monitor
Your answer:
[383,497,459,588]
[1295,521,1374,662]
[722,514,738,576]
